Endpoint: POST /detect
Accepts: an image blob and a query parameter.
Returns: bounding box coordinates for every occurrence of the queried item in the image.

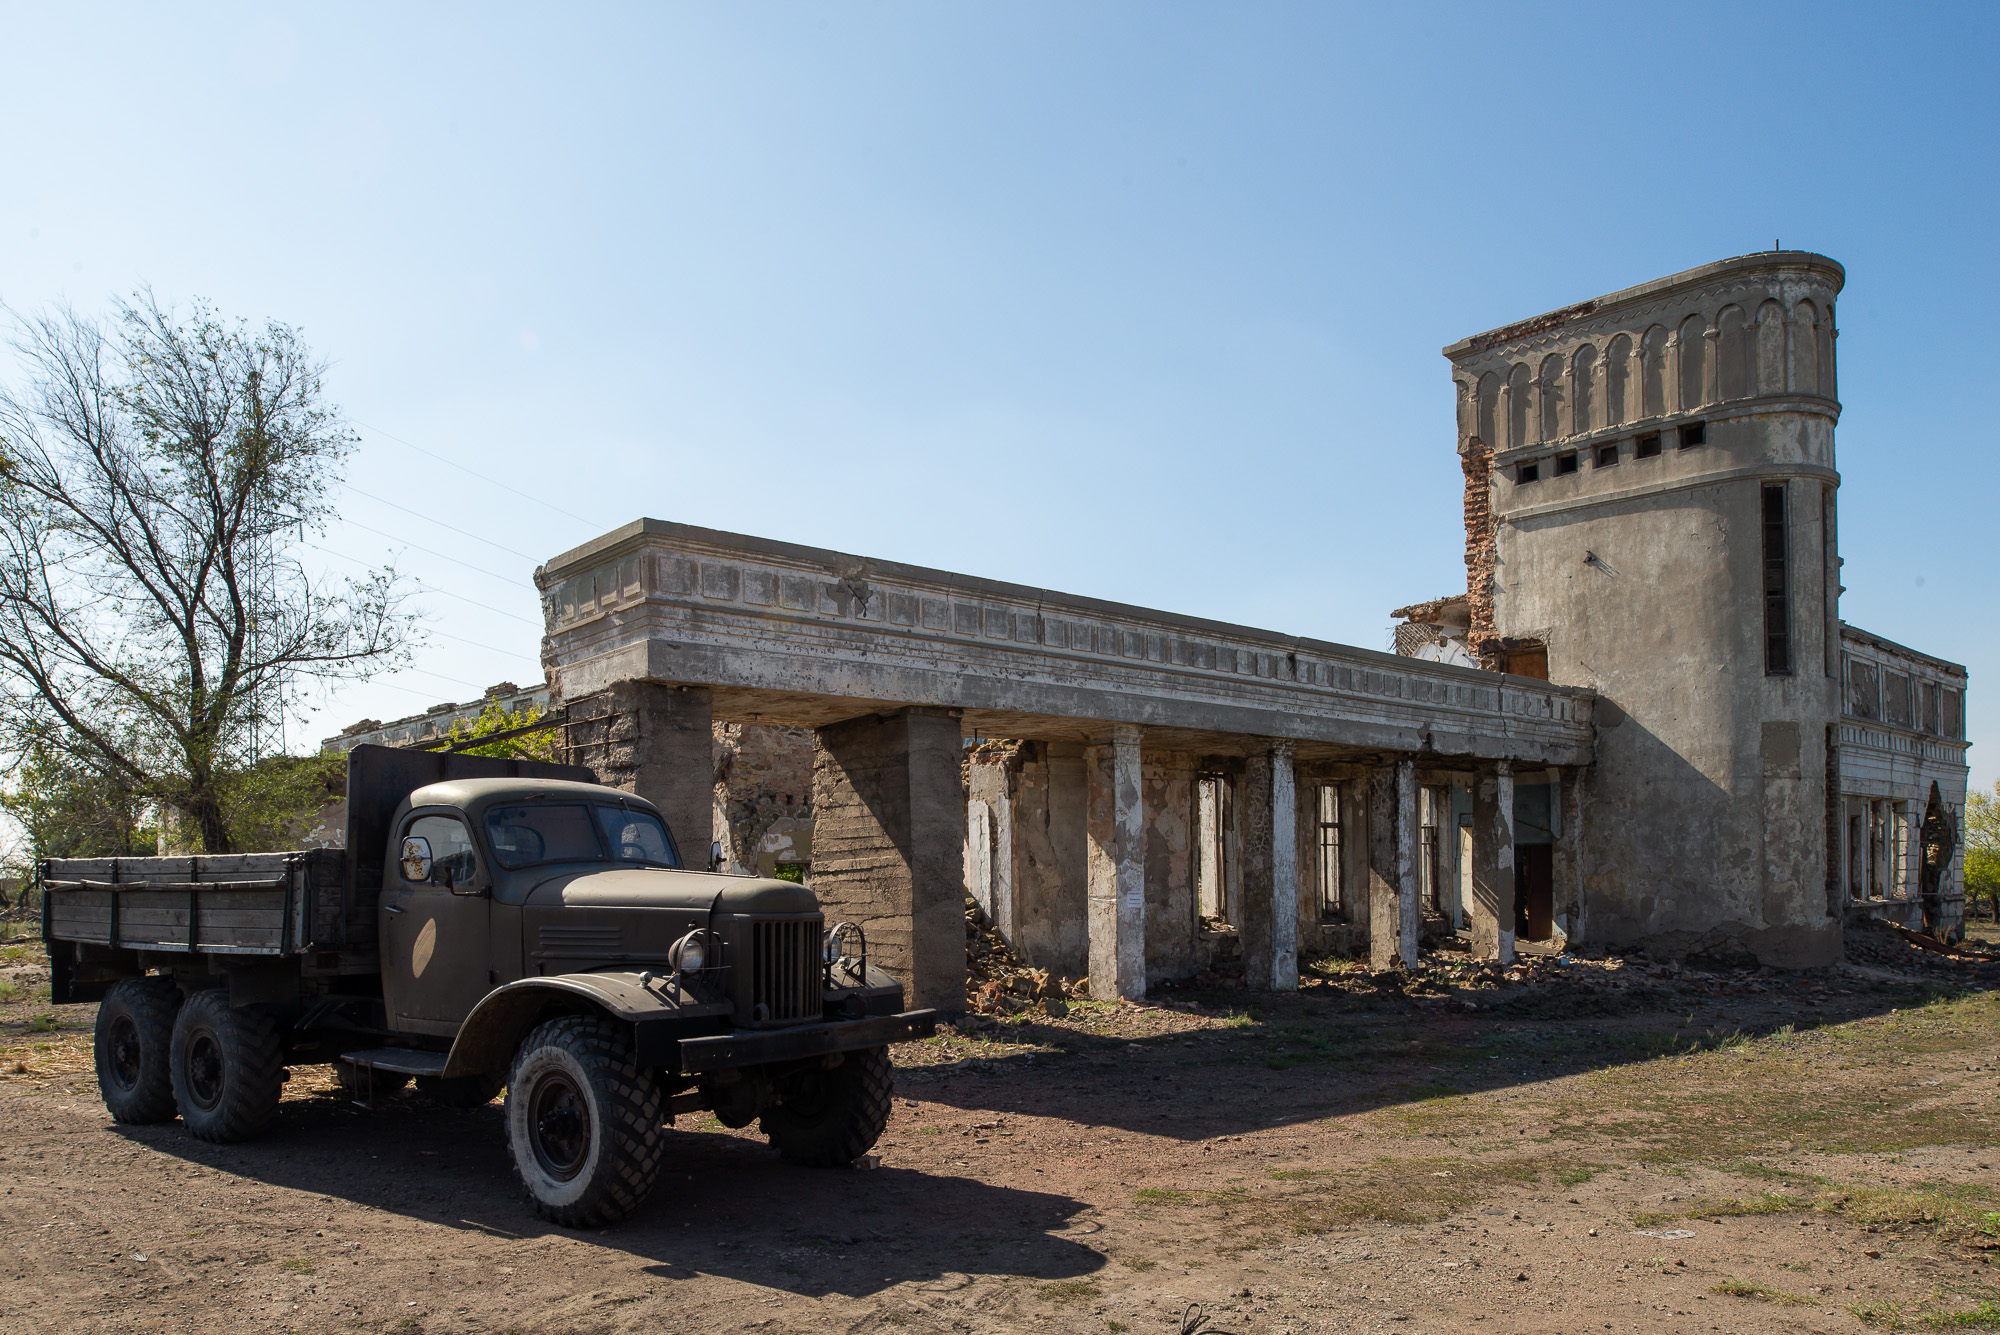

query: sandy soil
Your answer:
[0,925,1996,1334]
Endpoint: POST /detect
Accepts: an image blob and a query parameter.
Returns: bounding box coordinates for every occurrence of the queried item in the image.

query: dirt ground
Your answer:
[1,921,1997,1335]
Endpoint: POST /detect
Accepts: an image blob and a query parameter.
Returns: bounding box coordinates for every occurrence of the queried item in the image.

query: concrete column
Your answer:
[1368,766,1397,970]
[625,682,714,863]
[1552,767,1584,944]
[1238,744,1298,990]
[1085,726,1145,1000]
[1471,761,1517,963]
[1396,758,1419,968]
[809,708,966,1014]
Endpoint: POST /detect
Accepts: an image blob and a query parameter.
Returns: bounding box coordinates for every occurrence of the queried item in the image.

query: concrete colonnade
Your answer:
[598,682,1578,1014]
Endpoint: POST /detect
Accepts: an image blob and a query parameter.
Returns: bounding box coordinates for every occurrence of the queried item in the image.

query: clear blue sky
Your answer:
[3,3,1994,791]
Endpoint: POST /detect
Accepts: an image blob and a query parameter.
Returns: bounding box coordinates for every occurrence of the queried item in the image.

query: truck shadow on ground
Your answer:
[112,1096,1106,1299]
[904,978,1998,1142]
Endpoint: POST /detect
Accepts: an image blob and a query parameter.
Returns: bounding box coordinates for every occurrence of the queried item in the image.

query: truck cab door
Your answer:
[381,811,495,1036]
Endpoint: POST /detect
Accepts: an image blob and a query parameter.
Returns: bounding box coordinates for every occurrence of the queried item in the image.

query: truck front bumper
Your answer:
[676,1009,938,1075]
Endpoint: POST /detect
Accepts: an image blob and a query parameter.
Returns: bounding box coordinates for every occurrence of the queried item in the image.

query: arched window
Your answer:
[1791,300,1819,395]
[1572,344,1598,434]
[1641,325,1669,418]
[1539,354,1566,442]
[1476,371,1500,447]
[1754,300,1785,394]
[1507,363,1531,450]
[1605,333,1632,425]
[1716,305,1750,400]
[1678,314,1708,410]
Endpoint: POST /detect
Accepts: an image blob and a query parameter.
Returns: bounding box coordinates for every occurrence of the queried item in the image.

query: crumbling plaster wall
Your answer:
[1448,252,1845,967]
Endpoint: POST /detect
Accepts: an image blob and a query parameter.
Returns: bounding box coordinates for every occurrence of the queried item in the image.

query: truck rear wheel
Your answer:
[505,1015,664,1227]
[759,1046,893,1167]
[94,977,181,1124]
[170,989,284,1143]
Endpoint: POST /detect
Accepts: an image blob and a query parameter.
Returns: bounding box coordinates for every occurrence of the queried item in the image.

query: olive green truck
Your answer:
[39,744,935,1226]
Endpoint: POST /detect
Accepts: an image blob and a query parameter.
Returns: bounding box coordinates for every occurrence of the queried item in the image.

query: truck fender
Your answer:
[443,972,730,1079]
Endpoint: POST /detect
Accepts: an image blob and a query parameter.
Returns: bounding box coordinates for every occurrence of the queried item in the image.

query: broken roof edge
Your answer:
[1840,622,1969,679]
[538,518,1594,699]
[1440,250,1846,361]
[1391,594,1469,623]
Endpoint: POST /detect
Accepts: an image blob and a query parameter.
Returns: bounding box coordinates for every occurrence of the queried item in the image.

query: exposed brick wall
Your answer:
[1459,438,1503,670]
[714,723,815,874]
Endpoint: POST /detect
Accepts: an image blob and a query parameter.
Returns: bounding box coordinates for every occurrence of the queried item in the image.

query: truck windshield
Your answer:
[484,804,603,868]
[594,806,680,867]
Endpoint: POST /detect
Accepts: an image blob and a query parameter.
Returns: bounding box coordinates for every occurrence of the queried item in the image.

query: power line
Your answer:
[427,627,542,664]
[339,483,537,561]
[339,516,523,587]
[301,541,540,624]
[351,417,595,527]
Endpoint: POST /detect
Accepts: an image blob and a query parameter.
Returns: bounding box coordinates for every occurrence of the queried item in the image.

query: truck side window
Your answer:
[484,804,604,869]
[406,814,479,886]
[594,807,680,867]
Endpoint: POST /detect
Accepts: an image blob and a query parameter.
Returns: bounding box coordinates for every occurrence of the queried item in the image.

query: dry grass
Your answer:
[1712,1279,1809,1305]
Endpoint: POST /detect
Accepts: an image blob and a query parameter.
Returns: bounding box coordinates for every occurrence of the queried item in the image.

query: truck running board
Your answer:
[340,1048,449,1076]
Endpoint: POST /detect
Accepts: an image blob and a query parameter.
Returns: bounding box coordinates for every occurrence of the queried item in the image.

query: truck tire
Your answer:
[505,1015,664,1227]
[169,989,284,1143]
[94,977,181,1124]
[759,1046,893,1167]
[417,1072,505,1108]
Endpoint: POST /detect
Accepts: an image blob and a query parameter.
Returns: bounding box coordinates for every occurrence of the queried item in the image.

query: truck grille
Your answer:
[750,917,822,1025]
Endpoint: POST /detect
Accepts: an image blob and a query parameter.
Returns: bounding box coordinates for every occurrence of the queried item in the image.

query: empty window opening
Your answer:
[1945,688,1964,739]
[1762,482,1791,675]
[1595,444,1618,468]
[1921,681,1941,736]
[1845,656,1879,720]
[1196,775,1231,927]
[1635,433,1662,458]
[1516,462,1541,484]
[1315,782,1345,923]
[1678,421,1706,448]
[1553,452,1578,476]
[1846,809,1865,900]
[1418,785,1449,916]
[1883,671,1912,727]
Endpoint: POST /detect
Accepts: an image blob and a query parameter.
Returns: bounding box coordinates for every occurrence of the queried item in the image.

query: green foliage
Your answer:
[0,293,416,852]
[443,702,563,763]
[0,743,155,877]
[1964,783,1999,920]
[216,752,344,853]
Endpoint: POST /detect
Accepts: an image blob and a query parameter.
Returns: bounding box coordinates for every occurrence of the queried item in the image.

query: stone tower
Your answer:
[1445,252,1845,966]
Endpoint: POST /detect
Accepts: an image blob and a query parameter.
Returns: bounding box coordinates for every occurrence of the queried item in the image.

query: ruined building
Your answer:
[536,251,1970,1008]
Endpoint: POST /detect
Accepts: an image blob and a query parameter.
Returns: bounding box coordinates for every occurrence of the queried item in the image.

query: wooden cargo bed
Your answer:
[43,851,354,957]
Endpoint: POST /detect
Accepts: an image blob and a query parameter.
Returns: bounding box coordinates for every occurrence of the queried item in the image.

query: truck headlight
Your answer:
[669,931,707,976]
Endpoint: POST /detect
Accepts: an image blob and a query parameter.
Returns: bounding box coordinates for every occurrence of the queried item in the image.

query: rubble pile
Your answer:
[964,895,1085,1014]
[1844,920,2000,980]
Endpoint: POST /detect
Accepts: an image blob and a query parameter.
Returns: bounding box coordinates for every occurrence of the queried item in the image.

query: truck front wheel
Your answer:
[169,989,284,1143]
[759,1046,893,1167]
[505,1015,664,1227]
[94,977,181,1124]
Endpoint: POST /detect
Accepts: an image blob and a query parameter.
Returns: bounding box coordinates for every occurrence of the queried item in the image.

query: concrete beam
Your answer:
[1086,726,1145,1000]
[808,709,966,1014]
[539,520,1595,768]
[1471,761,1517,963]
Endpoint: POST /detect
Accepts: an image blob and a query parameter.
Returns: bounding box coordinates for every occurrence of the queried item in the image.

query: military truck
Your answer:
[40,744,935,1226]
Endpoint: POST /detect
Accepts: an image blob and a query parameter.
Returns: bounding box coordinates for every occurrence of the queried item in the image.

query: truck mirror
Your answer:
[399,837,433,883]
[708,841,723,873]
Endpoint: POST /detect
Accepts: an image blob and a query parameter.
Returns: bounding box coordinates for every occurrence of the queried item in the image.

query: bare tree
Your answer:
[0,293,416,852]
